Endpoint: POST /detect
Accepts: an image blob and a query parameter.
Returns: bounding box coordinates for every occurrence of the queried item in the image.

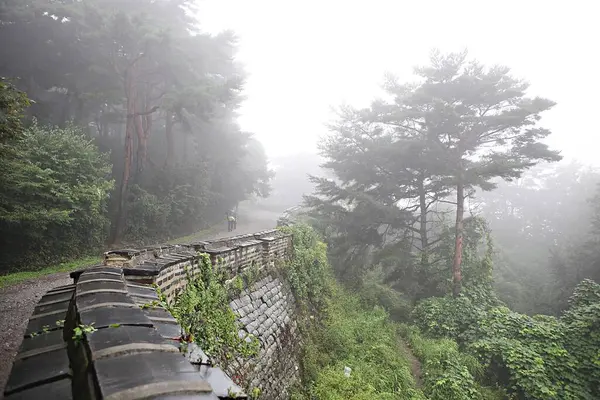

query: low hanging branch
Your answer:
[127,105,159,118]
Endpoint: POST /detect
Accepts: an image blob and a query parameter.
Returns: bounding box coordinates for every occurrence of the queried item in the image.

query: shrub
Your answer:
[283,225,424,399]
[166,253,259,361]
[0,121,113,272]
[413,280,600,400]
[399,324,490,400]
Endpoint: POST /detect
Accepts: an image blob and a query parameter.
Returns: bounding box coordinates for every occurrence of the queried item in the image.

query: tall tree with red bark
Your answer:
[382,50,561,295]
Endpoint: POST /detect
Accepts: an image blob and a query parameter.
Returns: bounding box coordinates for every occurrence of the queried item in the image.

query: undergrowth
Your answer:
[412,281,600,400]
[164,253,260,361]
[281,224,424,399]
[398,324,507,400]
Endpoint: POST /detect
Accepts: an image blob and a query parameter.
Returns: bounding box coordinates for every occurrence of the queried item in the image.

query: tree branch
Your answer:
[127,105,160,118]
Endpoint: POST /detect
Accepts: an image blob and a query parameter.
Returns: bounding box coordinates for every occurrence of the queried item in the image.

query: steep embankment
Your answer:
[279,225,426,399]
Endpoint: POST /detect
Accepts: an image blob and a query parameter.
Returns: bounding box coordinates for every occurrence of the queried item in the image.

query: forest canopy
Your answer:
[0,0,271,272]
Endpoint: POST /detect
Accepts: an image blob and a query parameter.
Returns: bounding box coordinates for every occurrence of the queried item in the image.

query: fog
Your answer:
[2,1,600,398]
[198,0,599,164]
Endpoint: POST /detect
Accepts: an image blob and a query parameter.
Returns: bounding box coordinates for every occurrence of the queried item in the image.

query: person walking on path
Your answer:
[226,210,236,232]
[226,211,233,232]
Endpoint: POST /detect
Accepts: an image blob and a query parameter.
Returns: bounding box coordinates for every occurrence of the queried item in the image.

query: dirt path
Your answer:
[0,205,282,397]
[399,339,423,388]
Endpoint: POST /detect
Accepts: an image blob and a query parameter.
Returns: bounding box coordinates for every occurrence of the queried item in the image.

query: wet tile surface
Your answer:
[4,349,69,395]
[76,280,127,295]
[87,325,171,353]
[18,330,64,358]
[76,292,136,311]
[94,352,210,397]
[4,377,72,400]
[79,306,152,329]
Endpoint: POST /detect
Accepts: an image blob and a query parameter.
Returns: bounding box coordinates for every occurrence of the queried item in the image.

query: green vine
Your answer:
[242,261,261,287]
[277,224,331,311]
[72,323,97,344]
[166,253,260,360]
[250,387,262,399]
[413,279,600,399]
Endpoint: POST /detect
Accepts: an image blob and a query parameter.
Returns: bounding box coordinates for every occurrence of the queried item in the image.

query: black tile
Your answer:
[127,284,159,299]
[79,306,152,329]
[70,265,117,279]
[33,300,71,317]
[81,267,119,274]
[123,263,161,277]
[76,292,136,312]
[47,284,75,293]
[78,273,124,283]
[105,249,139,258]
[87,325,170,354]
[37,291,74,306]
[3,377,72,400]
[4,349,70,395]
[25,312,68,337]
[155,394,219,400]
[94,352,210,398]
[17,330,65,359]
[76,280,127,296]
[142,307,177,322]
[153,322,182,339]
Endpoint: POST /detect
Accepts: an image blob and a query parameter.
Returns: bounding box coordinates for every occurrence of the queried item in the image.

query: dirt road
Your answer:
[0,205,282,397]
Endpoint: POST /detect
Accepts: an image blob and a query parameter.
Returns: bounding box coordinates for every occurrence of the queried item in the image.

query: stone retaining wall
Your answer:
[226,276,301,399]
[3,229,300,400]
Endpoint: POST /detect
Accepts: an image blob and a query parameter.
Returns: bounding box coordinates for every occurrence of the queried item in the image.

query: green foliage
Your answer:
[399,324,493,400]
[250,387,262,399]
[0,121,113,272]
[307,50,560,297]
[0,78,29,144]
[294,293,424,400]
[229,276,244,297]
[72,323,97,344]
[122,184,171,244]
[413,279,600,399]
[242,261,261,286]
[357,267,413,322]
[477,162,600,315]
[167,253,259,361]
[285,225,424,399]
[278,224,332,310]
[0,0,272,269]
[412,284,499,343]
[0,256,100,289]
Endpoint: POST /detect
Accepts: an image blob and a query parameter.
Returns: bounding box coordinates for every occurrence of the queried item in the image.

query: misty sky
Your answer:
[196,0,599,165]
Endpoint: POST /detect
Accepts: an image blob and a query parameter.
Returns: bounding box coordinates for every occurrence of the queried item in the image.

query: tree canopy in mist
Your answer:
[0,0,271,271]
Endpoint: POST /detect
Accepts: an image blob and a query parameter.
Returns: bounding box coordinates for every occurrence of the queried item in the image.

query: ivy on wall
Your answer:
[162,253,260,361]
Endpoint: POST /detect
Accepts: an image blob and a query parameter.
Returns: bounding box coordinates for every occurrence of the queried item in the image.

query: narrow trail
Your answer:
[0,204,283,397]
[399,339,423,389]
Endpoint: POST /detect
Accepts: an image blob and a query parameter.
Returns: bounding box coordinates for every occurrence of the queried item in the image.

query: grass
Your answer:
[165,223,223,244]
[0,255,101,289]
[0,223,226,289]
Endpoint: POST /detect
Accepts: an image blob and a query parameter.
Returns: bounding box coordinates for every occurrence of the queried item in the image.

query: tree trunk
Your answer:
[165,111,175,167]
[452,180,465,296]
[135,91,153,175]
[134,110,145,175]
[417,178,429,297]
[74,93,85,126]
[110,67,137,245]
